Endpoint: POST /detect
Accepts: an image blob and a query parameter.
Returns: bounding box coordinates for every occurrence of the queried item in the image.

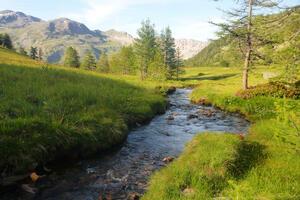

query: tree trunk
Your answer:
[243,0,253,90]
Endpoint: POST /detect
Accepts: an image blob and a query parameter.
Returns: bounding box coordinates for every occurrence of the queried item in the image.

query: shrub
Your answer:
[236,82,300,99]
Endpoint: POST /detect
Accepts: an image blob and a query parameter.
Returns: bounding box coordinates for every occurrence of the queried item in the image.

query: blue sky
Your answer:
[0,0,299,41]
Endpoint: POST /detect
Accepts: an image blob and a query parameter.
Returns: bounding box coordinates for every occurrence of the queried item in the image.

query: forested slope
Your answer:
[186,7,300,67]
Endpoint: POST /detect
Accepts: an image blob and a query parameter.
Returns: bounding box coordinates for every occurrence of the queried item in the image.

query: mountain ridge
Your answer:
[0,10,208,62]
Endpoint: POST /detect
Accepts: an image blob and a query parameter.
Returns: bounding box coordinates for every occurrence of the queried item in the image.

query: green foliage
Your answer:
[0,33,13,49]
[81,51,96,70]
[134,19,157,79]
[145,67,300,199]
[109,46,136,75]
[29,46,38,60]
[160,27,177,79]
[187,8,300,69]
[236,82,300,99]
[97,52,110,73]
[64,47,80,68]
[148,49,168,81]
[0,51,167,175]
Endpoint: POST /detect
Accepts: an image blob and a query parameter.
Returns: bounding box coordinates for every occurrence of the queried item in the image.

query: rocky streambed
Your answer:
[1,89,249,200]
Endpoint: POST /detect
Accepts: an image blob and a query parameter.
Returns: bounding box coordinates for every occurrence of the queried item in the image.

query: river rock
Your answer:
[166,86,176,95]
[199,109,214,117]
[162,156,174,163]
[194,97,212,106]
[187,114,198,120]
[128,192,140,200]
[166,115,175,121]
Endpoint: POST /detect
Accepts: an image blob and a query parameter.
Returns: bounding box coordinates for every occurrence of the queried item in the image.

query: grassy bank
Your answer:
[0,48,169,176]
[143,67,300,199]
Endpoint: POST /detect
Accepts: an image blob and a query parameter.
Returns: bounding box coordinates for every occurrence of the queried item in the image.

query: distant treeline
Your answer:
[1,20,184,80]
[63,20,184,80]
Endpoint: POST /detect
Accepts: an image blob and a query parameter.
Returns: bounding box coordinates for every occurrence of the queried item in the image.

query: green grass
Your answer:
[0,48,169,175]
[143,67,300,200]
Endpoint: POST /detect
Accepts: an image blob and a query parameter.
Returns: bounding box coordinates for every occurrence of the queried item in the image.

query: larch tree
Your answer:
[134,19,157,80]
[213,0,287,90]
[64,47,80,68]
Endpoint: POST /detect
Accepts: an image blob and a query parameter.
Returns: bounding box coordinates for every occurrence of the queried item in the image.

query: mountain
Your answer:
[186,7,300,67]
[104,29,134,46]
[0,10,41,28]
[0,10,207,63]
[0,11,134,63]
[175,39,208,59]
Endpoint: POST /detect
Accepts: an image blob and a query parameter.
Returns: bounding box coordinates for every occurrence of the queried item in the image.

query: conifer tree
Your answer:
[64,47,80,68]
[97,52,110,73]
[213,0,286,89]
[160,27,177,79]
[81,51,96,70]
[29,47,38,60]
[148,48,168,80]
[175,47,184,80]
[134,19,157,80]
[0,33,13,49]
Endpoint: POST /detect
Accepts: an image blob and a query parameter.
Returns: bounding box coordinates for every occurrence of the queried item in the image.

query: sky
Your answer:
[0,0,299,41]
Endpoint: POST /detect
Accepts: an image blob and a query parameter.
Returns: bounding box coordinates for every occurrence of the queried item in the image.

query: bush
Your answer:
[236,82,300,99]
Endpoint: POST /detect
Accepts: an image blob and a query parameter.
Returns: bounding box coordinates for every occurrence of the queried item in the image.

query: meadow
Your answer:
[0,47,173,175]
[1,47,300,199]
[143,66,300,199]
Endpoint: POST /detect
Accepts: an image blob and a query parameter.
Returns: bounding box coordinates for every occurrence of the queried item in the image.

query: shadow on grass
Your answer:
[226,141,267,180]
[180,73,238,81]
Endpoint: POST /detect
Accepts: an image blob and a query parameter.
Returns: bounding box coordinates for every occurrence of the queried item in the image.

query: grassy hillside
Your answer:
[143,67,300,199]
[0,48,168,176]
[186,7,300,67]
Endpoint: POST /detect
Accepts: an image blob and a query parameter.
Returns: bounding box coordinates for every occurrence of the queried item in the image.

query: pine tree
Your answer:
[119,46,136,74]
[29,47,38,60]
[148,48,167,80]
[134,19,157,80]
[0,33,13,49]
[160,27,177,79]
[175,47,184,80]
[64,47,80,68]
[81,51,96,70]
[97,52,110,73]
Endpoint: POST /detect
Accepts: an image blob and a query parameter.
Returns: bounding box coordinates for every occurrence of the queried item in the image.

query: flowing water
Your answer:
[3,89,249,200]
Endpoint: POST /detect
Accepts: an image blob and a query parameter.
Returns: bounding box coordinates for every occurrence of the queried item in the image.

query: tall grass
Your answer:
[0,48,167,175]
[143,67,300,199]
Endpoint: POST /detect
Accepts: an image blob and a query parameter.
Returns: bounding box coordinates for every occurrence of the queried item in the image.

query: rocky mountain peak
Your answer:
[48,18,94,35]
[175,39,209,59]
[0,10,41,28]
[104,29,134,45]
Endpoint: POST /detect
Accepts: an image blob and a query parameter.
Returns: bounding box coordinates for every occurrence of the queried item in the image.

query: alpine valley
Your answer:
[0,10,208,63]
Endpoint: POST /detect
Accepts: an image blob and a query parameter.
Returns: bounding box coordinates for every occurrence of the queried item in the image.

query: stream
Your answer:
[3,89,249,200]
